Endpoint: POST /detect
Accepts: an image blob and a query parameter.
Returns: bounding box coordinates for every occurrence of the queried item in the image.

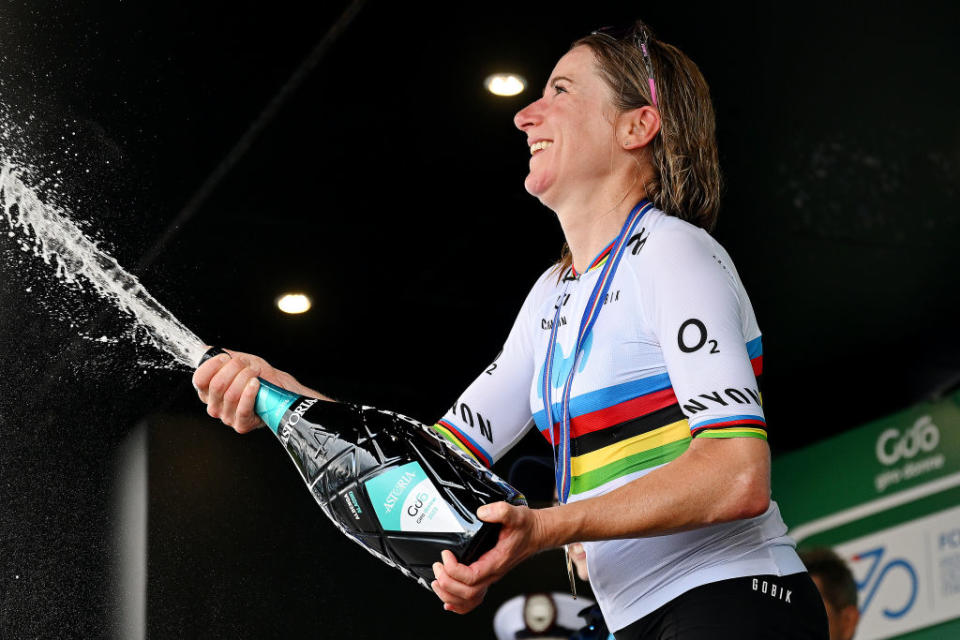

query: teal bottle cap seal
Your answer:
[255,378,301,433]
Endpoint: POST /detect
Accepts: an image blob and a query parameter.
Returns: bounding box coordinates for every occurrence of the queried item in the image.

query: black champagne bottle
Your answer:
[198,349,525,589]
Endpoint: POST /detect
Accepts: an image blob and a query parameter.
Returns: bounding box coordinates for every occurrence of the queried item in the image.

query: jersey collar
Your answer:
[568,199,650,279]
[569,239,615,278]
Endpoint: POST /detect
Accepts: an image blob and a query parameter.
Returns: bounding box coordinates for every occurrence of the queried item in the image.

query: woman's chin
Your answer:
[523,173,554,201]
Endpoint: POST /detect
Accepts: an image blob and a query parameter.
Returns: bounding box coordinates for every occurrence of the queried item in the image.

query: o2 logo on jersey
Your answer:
[852,546,918,620]
[875,415,940,466]
[677,318,719,354]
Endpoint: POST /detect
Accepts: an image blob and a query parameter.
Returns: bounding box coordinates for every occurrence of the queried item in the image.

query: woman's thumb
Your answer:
[476,501,508,523]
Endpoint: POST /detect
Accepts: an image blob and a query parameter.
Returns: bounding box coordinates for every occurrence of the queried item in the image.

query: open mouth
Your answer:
[530,140,553,156]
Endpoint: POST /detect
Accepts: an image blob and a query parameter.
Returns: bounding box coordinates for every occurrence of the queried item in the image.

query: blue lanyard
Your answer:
[541,200,651,503]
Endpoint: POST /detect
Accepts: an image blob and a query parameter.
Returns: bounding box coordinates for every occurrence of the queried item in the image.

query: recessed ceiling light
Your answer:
[484,73,526,97]
[276,293,311,314]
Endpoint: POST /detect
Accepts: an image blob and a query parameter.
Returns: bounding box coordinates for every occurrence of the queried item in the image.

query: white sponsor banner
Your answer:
[832,505,960,639]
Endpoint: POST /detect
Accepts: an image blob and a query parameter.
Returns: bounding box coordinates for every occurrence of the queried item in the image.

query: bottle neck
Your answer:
[255,379,303,433]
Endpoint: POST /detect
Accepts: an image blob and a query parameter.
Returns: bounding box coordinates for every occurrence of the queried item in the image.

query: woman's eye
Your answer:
[553,84,568,95]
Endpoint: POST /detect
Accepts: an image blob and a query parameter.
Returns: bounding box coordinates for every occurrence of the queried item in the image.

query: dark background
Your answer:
[1,1,958,638]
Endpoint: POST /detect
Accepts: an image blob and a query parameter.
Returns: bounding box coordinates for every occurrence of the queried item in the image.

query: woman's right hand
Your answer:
[192,348,296,433]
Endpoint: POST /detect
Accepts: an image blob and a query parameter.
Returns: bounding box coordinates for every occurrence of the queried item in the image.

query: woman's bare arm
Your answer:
[431,436,770,613]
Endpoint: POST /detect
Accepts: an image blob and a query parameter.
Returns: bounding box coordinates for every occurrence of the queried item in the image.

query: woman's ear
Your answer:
[619,105,660,150]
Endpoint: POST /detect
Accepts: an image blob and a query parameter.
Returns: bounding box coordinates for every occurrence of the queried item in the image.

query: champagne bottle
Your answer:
[198,348,526,589]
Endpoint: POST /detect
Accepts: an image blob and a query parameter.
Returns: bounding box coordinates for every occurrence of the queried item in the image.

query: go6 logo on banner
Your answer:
[875,415,940,466]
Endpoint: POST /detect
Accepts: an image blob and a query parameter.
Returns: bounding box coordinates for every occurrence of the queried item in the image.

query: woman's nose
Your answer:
[514,98,542,131]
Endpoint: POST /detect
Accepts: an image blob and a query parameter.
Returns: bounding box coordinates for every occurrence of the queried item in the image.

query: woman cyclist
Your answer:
[194,20,828,639]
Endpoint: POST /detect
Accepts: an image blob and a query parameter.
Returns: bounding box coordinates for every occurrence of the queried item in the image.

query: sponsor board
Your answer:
[831,506,960,639]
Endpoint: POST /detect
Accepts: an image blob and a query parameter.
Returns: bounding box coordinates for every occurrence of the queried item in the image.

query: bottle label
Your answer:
[364,461,465,533]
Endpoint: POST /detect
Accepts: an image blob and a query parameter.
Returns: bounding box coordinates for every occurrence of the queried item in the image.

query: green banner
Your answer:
[775,389,960,531]
[772,389,960,639]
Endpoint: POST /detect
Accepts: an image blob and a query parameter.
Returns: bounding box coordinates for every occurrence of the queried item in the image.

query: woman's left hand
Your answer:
[430,502,548,614]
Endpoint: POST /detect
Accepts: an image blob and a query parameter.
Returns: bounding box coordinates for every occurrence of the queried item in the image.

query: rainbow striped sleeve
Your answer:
[431,420,490,467]
[689,336,767,441]
[689,417,767,440]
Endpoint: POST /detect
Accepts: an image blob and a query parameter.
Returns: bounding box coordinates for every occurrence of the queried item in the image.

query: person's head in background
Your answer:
[800,548,860,640]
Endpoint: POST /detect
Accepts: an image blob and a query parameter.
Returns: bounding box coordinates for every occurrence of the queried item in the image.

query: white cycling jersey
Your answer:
[432,204,803,631]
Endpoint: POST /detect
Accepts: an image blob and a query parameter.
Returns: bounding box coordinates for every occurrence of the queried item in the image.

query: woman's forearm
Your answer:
[535,436,771,548]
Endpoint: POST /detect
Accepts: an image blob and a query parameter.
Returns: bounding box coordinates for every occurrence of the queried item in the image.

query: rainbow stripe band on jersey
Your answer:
[534,338,766,496]
[534,372,677,437]
[694,427,768,439]
[433,420,489,467]
[746,335,763,376]
[690,414,767,438]
[535,375,690,495]
[569,422,691,494]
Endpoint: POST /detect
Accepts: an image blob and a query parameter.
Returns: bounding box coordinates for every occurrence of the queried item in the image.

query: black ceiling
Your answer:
[2,0,959,452]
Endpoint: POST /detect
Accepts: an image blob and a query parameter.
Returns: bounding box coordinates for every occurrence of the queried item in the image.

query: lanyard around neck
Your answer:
[541,200,652,504]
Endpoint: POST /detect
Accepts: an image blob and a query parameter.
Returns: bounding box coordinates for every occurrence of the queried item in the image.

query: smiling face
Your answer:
[513,45,622,207]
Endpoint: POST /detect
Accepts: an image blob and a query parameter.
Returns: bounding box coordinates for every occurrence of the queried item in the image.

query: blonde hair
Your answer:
[556,21,722,274]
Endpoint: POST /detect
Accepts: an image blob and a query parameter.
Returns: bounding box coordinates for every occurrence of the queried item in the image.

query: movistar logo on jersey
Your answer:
[536,332,594,398]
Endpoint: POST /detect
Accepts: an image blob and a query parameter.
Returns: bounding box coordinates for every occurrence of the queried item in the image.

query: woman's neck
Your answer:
[554,182,648,274]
